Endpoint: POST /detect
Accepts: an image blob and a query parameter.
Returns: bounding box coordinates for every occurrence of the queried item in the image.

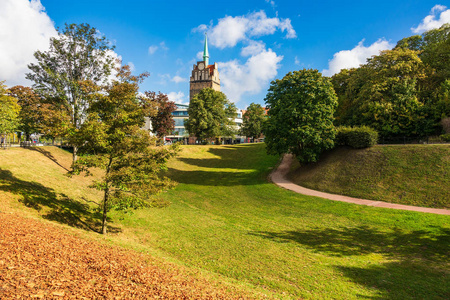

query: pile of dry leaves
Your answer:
[0,213,252,299]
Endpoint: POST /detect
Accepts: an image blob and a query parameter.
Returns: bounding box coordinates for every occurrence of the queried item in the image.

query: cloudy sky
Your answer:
[1,0,449,108]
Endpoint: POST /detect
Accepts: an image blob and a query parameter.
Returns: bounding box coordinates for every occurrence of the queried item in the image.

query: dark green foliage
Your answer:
[333,24,450,138]
[264,69,337,163]
[7,86,42,141]
[332,48,426,138]
[440,133,450,142]
[336,126,378,148]
[184,88,237,142]
[241,103,266,140]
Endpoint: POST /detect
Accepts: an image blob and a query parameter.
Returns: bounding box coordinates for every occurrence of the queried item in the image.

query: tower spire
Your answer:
[203,32,209,66]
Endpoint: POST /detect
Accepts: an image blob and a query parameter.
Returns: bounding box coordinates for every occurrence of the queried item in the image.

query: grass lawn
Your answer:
[288,145,450,209]
[1,144,449,299]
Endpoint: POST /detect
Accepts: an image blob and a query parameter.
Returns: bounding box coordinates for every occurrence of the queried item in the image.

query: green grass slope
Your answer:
[288,145,450,209]
[1,145,449,299]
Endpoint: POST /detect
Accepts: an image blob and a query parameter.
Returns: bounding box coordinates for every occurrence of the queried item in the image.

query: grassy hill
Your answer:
[288,145,450,209]
[1,145,449,299]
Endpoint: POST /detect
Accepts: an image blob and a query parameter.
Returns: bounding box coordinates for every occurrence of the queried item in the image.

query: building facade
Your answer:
[189,34,220,101]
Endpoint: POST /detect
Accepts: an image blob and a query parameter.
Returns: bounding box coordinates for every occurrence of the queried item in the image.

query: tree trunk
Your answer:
[73,145,78,164]
[101,189,109,235]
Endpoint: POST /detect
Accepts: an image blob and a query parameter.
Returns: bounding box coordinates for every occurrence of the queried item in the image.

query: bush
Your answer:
[440,133,450,142]
[335,126,352,146]
[336,126,378,148]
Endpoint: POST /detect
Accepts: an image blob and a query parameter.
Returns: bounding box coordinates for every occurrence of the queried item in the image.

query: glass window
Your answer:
[172,111,188,116]
[174,118,185,126]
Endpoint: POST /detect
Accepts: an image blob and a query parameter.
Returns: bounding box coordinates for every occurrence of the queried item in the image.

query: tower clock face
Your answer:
[198,62,205,70]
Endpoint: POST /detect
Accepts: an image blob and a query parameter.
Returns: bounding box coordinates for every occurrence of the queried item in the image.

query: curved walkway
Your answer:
[270,154,450,216]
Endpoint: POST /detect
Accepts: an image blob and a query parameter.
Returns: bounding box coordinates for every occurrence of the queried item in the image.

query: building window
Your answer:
[174,118,185,126]
[172,111,188,116]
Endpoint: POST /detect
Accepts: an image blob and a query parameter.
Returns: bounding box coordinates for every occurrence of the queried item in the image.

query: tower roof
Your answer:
[203,33,209,66]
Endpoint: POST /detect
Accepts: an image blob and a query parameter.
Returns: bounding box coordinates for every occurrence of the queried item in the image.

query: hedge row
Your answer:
[335,126,379,148]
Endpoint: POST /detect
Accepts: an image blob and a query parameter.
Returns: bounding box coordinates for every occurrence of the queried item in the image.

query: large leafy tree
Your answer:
[7,86,41,141]
[264,69,337,163]
[144,92,176,138]
[241,103,266,140]
[72,67,178,234]
[184,88,237,143]
[26,23,115,163]
[0,82,21,144]
[332,48,430,137]
[395,24,450,123]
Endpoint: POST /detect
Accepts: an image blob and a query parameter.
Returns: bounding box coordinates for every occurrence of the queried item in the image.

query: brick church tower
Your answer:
[189,34,220,101]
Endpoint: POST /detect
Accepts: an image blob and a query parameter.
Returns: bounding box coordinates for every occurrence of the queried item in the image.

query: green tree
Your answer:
[144,92,176,139]
[7,86,41,141]
[333,48,429,137]
[26,23,115,163]
[241,103,266,141]
[184,88,237,143]
[420,24,450,85]
[264,69,338,163]
[72,67,178,234]
[0,82,21,144]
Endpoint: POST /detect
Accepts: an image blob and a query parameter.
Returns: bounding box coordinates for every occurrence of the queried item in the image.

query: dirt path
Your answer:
[270,154,450,216]
[0,213,253,299]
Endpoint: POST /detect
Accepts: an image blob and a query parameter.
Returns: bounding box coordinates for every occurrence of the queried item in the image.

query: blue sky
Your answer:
[1,1,450,108]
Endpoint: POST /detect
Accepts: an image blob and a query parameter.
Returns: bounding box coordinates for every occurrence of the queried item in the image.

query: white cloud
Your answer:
[411,5,450,33]
[219,48,283,103]
[196,10,296,49]
[265,0,276,9]
[196,51,203,60]
[172,75,187,83]
[167,91,188,104]
[159,41,169,51]
[148,45,158,55]
[294,56,300,65]
[158,73,171,85]
[148,41,169,55]
[0,0,57,87]
[241,40,266,56]
[106,50,123,83]
[322,39,393,76]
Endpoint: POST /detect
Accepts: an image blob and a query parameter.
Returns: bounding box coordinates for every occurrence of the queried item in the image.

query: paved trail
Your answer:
[270,154,450,216]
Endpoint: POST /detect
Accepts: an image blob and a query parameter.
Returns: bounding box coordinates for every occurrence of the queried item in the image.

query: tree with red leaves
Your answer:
[145,92,176,139]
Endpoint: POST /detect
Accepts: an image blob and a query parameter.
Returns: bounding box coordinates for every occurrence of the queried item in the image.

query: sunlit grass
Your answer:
[111,144,450,299]
[288,145,450,208]
[1,144,449,299]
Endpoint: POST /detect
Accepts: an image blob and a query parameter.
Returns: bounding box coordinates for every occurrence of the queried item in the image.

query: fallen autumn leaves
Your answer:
[0,213,252,299]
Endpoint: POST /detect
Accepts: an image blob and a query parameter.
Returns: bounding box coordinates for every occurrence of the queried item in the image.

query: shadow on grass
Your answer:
[24,146,70,171]
[250,226,450,298]
[0,168,120,233]
[250,226,449,261]
[165,168,261,186]
[337,261,449,299]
